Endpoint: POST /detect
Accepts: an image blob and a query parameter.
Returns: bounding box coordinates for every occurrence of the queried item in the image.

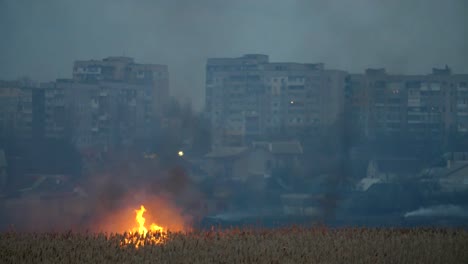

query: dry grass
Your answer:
[1,227,467,263]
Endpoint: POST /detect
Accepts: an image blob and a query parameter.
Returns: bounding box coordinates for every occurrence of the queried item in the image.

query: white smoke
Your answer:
[404,204,468,218]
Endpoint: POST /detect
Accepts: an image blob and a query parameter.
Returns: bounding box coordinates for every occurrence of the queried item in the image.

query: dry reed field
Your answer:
[1,227,467,264]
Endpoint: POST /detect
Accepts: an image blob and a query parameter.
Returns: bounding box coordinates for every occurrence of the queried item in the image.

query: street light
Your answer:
[178,150,184,157]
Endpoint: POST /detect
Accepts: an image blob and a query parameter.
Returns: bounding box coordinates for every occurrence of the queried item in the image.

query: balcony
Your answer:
[99,114,108,121]
[91,100,99,109]
[128,99,137,107]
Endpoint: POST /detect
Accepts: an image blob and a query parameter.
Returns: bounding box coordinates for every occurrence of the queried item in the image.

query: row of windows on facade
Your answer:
[376,113,443,121]
[372,104,457,113]
[213,85,322,94]
[208,93,318,100]
[213,107,320,116]
[217,84,319,91]
[218,100,317,108]
[75,66,163,76]
[374,89,448,97]
[365,82,467,93]
[207,76,323,84]
[224,116,320,128]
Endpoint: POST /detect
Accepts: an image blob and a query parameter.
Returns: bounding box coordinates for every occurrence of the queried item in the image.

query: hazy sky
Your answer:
[1,0,467,110]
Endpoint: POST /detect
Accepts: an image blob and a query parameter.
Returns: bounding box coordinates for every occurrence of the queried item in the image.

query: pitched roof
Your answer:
[205,147,249,159]
[0,149,6,167]
[373,158,423,174]
[427,162,468,181]
[269,141,303,155]
[357,177,383,191]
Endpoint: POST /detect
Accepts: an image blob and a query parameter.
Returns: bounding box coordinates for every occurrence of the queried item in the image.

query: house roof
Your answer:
[426,162,468,181]
[205,147,249,159]
[0,149,6,167]
[357,177,382,191]
[269,141,303,155]
[372,158,423,174]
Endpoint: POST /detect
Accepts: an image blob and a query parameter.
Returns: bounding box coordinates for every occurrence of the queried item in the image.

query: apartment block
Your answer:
[205,54,346,149]
[346,66,468,141]
[0,81,34,141]
[0,57,168,153]
[55,80,156,152]
[35,82,67,140]
[73,56,169,115]
[19,56,166,152]
[0,81,22,139]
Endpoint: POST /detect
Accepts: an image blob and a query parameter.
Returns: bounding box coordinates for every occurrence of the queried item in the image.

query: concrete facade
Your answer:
[56,79,156,152]
[0,81,33,140]
[73,56,169,115]
[346,66,468,141]
[205,54,346,149]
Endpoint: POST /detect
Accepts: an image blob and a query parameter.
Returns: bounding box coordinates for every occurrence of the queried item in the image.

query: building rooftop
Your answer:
[102,56,135,63]
[432,65,451,75]
[269,141,303,155]
[205,147,249,159]
[424,162,468,178]
[371,158,423,175]
[252,141,303,155]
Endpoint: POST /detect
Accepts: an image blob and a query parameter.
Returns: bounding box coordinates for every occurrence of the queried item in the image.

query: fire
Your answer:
[123,205,167,248]
[94,193,190,247]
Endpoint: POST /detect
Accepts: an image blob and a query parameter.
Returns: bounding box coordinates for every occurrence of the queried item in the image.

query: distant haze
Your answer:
[1,0,467,110]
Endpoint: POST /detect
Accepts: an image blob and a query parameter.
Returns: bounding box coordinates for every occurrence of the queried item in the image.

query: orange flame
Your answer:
[123,205,167,247]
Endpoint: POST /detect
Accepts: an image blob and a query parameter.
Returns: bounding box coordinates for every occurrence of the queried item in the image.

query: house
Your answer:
[422,152,468,192]
[204,146,270,192]
[0,149,7,191]
[439,163,468,191]
[173,157,209,184]
[253,141,303,170]
[366,158,423,181]
[204,141,304,182]
[357,158,423,191]
[2,174,87,200]
[204,146,251,179]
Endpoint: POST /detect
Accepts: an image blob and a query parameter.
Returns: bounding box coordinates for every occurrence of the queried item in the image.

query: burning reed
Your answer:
[0,227,467,263]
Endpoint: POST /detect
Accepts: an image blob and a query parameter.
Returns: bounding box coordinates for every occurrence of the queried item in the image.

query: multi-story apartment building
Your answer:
[73,56,169,115]
[43,56,169,152]
[206,54,267,147]
[0,57,169,153]
[0,81,33,141]
[56,79,156,151]
[0,81,70,142]
[346,66,468,141]
[205,54,346,149]
[34,82,68,140]
[453,75,468,134]
[0,81,22,139]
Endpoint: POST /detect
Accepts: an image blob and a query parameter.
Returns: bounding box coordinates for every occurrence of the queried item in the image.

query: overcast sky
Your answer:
[1,0,467,110]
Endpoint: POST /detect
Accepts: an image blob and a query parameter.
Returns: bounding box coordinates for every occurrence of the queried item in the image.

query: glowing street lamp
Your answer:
[178,150,184,157]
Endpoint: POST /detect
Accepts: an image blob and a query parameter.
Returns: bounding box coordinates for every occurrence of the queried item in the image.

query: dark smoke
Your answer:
[0,155,203,232]
[1,0,467,109]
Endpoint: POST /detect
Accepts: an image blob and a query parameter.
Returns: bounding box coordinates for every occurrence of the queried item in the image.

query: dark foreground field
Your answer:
[1,227,467,264]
